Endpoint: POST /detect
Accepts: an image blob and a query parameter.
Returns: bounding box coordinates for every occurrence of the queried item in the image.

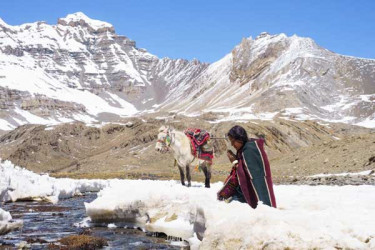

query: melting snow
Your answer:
[85,180,375,249]
[0,160,109,203]
[1,160,375,248]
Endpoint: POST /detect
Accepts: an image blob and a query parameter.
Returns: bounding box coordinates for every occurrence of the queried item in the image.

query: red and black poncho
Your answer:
[218,138,277,209]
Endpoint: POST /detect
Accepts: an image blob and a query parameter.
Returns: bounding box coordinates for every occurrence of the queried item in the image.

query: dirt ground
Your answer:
[0,113,374,184]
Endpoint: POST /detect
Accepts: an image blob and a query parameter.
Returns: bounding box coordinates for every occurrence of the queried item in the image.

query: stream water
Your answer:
[0,193,188,249]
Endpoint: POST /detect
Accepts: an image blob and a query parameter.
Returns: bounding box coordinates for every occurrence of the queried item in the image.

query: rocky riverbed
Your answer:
[0,193,187,249]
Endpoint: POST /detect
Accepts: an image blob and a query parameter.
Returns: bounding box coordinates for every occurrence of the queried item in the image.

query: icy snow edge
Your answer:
[0,159,109,235]
[0,208,23,235]
[0,160,109,203]
[85,180,375,249]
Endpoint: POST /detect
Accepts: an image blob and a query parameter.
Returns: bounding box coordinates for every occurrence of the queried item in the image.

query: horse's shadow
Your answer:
[173,181,205,188]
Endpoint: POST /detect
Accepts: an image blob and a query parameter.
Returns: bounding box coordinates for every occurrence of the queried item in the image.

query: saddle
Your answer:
[184,128,214,163]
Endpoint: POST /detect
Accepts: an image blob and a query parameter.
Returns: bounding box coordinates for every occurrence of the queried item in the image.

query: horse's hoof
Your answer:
[188,183,191,187]
[181,183,185,186]
[205,180,210,188]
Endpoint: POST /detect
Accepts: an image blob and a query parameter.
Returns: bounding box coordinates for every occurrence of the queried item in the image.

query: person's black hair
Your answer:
[227,125,249,144]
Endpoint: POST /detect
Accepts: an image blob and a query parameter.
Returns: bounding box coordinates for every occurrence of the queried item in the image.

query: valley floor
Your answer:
[1,118,374,186]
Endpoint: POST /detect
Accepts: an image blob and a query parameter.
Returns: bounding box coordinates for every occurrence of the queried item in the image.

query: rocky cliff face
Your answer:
[0,14,374,130]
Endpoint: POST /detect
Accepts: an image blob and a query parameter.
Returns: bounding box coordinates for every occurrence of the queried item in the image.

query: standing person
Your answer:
[217,125,277,209]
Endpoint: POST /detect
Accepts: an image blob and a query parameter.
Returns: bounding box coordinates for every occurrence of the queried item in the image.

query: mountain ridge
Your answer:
[0,13,374,130]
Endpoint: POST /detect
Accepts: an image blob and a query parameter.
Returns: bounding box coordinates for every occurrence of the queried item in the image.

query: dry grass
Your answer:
[50,171,229,182]
[5,119,373,185]
[57,235,107,249]
[51,168,229,183]
[50,171,175,180]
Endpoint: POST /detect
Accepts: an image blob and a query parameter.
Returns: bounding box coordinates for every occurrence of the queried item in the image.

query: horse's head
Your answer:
[155,126,172,153]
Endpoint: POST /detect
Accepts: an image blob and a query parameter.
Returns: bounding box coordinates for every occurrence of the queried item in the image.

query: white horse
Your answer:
[155,126,212,188]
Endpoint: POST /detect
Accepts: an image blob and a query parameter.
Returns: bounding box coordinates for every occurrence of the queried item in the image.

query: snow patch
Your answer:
[0,119,16,131]
[310,170,375,178]
[355,117,375,128]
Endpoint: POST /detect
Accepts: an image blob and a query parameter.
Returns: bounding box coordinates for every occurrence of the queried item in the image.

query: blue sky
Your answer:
[0,0,374,63]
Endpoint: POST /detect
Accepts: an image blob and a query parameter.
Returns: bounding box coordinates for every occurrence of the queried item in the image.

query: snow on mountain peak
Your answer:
[0,18,12,29]
[58,12,113,30]
[256,32,271,39]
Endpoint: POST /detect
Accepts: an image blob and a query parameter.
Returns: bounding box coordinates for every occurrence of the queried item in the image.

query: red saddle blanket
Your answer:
[184,128,214,162]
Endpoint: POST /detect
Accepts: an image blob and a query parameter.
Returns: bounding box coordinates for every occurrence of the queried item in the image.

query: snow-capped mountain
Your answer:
[159,32,375,128]
[0,13,374,130]
[0,12,208,129]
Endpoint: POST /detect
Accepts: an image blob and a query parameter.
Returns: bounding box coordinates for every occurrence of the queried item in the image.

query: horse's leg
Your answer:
[178,165,185,186]
[186,164,191,187]
[202,162,212,188]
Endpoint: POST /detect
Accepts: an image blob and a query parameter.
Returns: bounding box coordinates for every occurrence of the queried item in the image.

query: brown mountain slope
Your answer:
[0,115,373,183]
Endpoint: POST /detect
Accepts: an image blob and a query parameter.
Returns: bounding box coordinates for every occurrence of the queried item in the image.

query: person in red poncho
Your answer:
[217,125,277,209]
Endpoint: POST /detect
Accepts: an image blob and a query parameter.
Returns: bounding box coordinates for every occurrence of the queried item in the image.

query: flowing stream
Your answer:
[0,193,188,249]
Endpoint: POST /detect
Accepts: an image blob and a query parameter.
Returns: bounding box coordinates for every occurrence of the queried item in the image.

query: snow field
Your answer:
[85,180,375,249]
[1,160,375,249]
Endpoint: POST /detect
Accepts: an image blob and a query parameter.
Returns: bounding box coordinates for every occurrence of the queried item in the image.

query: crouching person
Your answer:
[217,125,277,209]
